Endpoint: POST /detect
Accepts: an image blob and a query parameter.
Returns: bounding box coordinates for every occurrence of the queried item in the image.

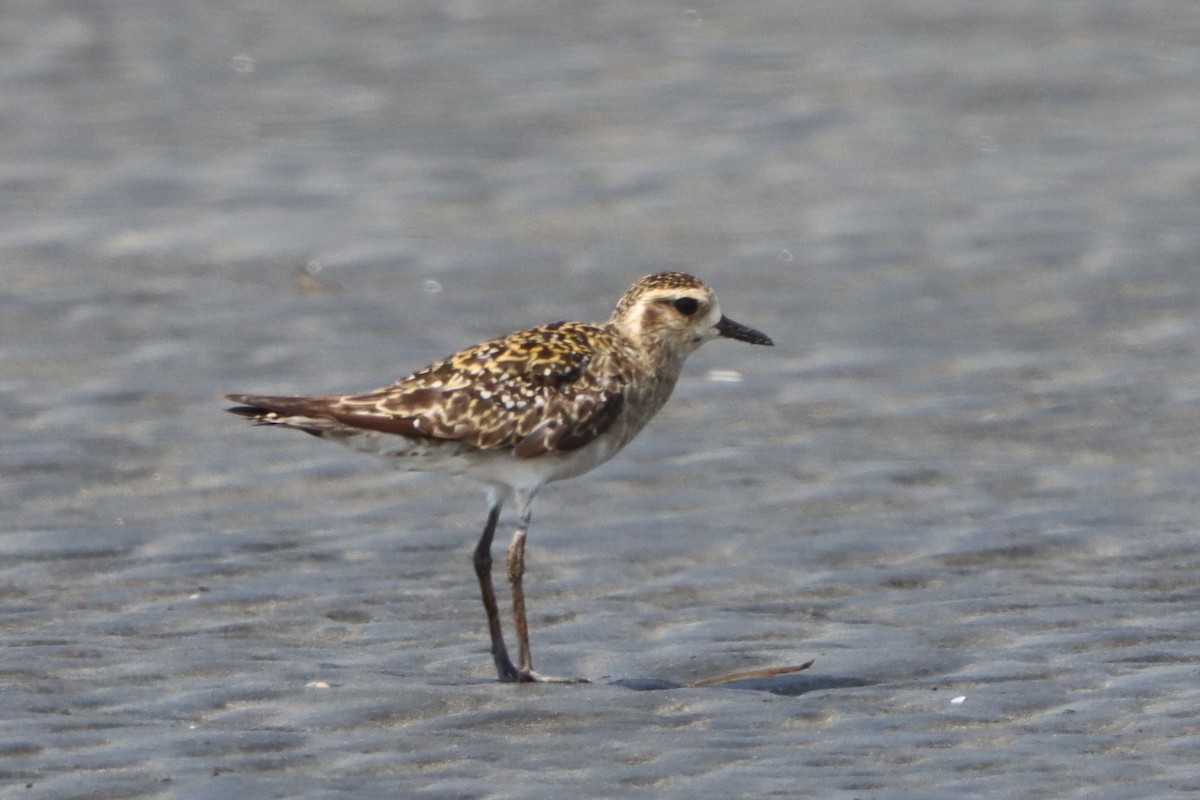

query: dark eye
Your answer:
[672,297,699,316]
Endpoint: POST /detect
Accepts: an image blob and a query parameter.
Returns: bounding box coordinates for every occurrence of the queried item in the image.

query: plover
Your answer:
[226,272,772,683]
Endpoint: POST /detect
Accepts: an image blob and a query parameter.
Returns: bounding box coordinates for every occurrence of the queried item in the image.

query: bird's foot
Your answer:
[493,659,588,684]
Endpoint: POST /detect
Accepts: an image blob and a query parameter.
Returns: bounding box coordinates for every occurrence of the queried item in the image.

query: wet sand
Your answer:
[3,1,1200,797]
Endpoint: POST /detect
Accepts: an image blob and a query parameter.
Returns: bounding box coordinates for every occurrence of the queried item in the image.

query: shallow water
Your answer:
[4,1,1200,797]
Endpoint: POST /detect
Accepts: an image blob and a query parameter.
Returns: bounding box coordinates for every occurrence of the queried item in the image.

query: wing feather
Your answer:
[314,322,635,456]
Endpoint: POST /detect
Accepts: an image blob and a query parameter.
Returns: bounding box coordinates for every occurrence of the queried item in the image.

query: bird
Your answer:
[225,271,773,683]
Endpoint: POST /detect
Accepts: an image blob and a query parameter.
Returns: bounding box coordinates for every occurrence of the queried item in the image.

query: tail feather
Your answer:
[224,393,337,437]
[225,393,331,417]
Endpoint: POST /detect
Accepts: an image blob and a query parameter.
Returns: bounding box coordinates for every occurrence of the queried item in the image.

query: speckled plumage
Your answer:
[226,271,772,682]
[231,321,635,461]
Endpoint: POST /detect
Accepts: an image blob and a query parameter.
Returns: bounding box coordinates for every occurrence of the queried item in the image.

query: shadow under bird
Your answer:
[226,271,772,683]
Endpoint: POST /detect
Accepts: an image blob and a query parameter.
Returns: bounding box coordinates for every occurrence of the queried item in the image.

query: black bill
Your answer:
[715,314,773,346]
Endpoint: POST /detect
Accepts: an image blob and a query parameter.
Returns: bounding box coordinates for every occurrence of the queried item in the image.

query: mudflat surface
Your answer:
[4,1,1200,797]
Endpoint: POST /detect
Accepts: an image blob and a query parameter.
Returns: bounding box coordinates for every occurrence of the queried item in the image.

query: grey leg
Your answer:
[506,500,534,677]
[505,489,587,683]
[473,500,519,682]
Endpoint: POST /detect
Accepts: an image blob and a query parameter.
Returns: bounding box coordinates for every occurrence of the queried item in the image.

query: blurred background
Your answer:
[4,1,1200,797]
